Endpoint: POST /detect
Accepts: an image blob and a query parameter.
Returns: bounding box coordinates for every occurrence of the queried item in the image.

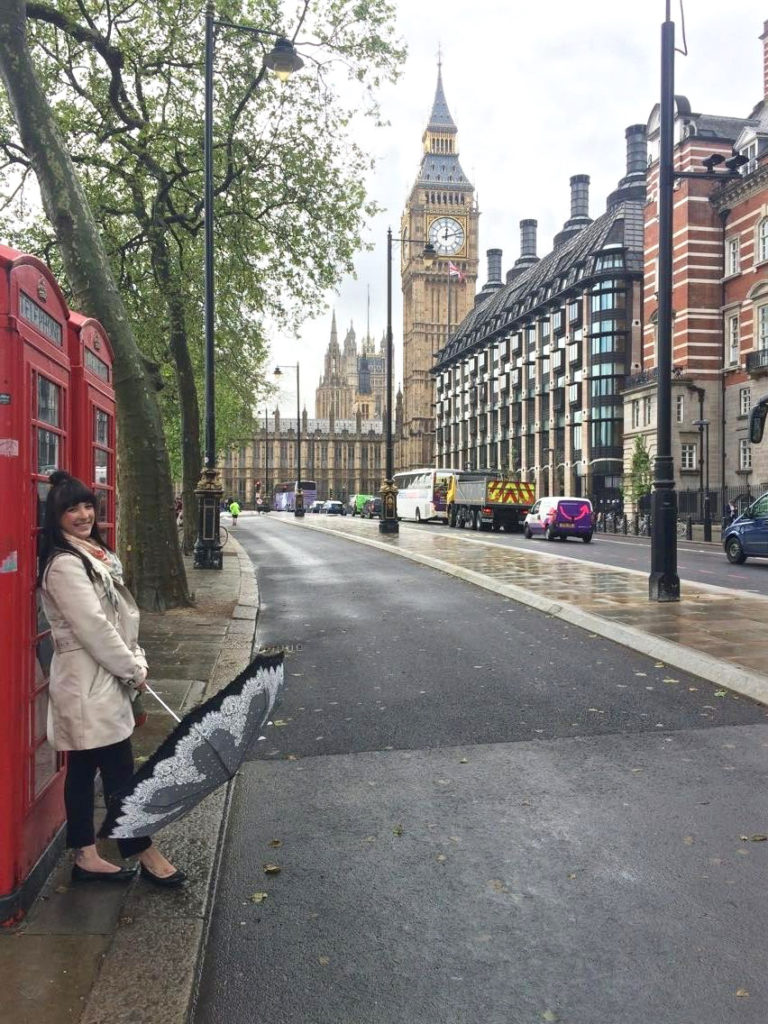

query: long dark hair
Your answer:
[37,471,111,586]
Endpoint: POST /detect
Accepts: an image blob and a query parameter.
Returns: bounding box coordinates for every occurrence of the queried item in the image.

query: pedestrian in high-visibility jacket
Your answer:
[229,500,240,526]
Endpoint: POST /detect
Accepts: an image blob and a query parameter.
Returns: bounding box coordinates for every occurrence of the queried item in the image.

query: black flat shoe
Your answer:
[71,863,137,884]
[139,864,187,888]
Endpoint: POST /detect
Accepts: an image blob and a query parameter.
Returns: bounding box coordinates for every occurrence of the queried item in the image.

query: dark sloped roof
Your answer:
[415,153,472,187]
[434,200,642,369]
[428,67,457,131]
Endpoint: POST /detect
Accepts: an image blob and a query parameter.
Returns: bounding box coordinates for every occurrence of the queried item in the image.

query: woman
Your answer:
[39,471,186,888]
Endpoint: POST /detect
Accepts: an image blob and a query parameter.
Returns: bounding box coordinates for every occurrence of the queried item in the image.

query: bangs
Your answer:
[54,477,99,512]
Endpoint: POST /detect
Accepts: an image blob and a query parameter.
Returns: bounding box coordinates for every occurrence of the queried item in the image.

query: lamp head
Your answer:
[273,366,282,378]
[422,241,437,268]
[701,153,725,172]
[725,152,749,172]
[264,37,304,82]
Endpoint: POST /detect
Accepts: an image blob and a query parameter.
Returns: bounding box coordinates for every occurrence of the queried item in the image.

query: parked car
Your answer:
[308,500,324,514]
[523,497,594,543]
[723,491,768,563]
[361,496,382,519]
[349,493,373,516]
[320,500,346,516]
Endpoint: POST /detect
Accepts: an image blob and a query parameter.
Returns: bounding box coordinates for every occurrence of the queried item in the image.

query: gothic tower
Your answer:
[399,62,479,469]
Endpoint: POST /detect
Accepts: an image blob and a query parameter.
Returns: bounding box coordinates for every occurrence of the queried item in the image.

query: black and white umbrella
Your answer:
[100,652,284,840]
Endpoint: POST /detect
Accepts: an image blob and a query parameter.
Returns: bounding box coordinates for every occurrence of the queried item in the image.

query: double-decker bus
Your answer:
[272,479,318,511]
[393,467,464,523]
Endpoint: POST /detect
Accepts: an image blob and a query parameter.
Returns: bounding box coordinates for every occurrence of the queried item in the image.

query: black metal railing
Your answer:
[746,348,768,374]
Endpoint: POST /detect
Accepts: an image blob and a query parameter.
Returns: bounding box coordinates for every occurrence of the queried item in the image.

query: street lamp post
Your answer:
[380,228,435,534]
[264,407,270,509]
[274,364,304,516]
[693,418,711,540]
[649,2,746,596]
[194,0,302,569]
[648,2,680,601]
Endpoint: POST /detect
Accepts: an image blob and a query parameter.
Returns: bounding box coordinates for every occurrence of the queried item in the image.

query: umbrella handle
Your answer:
[143,684,182,723]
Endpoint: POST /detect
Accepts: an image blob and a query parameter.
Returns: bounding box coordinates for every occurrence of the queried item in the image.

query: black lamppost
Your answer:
[264,407,270,509]
[649,2,746,597]
[274,364,304,516]
[380,229,435,534]
[693,417,711,540]
[194,0,303,569]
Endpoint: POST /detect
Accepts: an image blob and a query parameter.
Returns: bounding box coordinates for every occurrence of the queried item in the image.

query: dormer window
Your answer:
[740,140,758,175]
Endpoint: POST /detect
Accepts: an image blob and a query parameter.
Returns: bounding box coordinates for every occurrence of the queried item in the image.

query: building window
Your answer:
[758,218,768,264]
[631,400,639,428]
[675,394,684,423]
[740,387,752,416]
[725,236,740,277]
[681,443,697,471]
[643,396,652,426]
[758,304,768,350]
[726,313,740,365]
[740,437,752,470]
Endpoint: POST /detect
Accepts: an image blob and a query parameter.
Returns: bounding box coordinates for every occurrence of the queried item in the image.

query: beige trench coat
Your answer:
[41,552,148,751]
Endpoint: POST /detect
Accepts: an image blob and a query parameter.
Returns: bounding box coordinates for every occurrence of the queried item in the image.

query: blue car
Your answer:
[723,492,768,563]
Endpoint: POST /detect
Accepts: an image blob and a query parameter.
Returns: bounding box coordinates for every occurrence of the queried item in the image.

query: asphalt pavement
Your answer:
[195,517,768,1024]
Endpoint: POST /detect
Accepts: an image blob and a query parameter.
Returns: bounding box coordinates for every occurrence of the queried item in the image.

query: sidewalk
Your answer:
[286,513,768,705]
[0,536,258,1024]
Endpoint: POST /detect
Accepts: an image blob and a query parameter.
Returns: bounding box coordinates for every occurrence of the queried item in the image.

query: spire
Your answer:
[330,309,338,346]
[428,62,457,132]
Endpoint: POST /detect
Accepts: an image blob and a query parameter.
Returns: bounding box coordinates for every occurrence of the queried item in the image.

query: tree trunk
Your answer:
[148,225,202,555]
[0,0,189,609]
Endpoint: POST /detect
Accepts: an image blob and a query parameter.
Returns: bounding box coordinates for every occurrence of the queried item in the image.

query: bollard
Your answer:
[623,515,628,535]
[686,516,693,540]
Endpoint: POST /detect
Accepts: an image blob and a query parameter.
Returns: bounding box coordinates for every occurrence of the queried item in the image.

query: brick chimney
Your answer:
[762,20,768,99]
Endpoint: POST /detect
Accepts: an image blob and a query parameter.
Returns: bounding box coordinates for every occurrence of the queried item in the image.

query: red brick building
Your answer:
[624,21,768,513]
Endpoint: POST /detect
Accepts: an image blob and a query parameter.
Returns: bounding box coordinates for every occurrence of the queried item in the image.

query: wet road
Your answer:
[194,517,768,1024]
[397,518,768,597]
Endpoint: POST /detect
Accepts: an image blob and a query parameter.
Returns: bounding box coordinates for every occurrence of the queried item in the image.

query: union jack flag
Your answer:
[448,261,465,282]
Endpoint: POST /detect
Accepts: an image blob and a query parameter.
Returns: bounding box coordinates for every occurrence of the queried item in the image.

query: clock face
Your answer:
[429,217,465,256]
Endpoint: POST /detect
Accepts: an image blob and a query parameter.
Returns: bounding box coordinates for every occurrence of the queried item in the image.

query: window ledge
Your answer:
[736,468,753,476]
[679,468,699,475]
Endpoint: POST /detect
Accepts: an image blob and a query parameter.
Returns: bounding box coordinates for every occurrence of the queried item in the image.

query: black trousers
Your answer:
[64,737,151,858]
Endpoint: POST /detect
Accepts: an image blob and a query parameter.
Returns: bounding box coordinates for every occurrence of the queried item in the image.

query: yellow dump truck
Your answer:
[446,472,535,532]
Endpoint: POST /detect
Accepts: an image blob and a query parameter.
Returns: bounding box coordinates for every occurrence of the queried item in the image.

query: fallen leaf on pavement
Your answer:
[392,824,404,836]
[714,690,727,697]
[319,956,331,966]
[249,892,268,903]
[736,989,749,998]
[263,863,282,874]
[268,839,282,848]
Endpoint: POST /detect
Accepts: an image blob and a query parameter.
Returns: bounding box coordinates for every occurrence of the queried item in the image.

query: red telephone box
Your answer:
[68,313,116,549]
[0,246,72,923]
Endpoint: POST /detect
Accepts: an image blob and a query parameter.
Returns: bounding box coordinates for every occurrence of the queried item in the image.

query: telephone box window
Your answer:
[95,408,109,444]
[37,429,59,476]
[94,447,108,484]
[37,376,59,426]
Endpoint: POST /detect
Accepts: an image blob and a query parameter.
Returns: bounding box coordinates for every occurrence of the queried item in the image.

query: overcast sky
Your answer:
[269,1,768,417]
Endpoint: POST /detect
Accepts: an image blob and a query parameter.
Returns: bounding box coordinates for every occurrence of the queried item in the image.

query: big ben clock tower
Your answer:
[399,62,478,470]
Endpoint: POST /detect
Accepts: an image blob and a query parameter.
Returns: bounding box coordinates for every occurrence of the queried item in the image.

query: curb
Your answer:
[283,518,768,707]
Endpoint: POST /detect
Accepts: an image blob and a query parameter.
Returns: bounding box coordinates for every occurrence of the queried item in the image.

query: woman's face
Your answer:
[60,501,96,540]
